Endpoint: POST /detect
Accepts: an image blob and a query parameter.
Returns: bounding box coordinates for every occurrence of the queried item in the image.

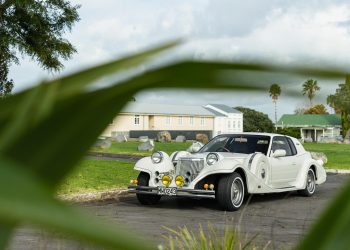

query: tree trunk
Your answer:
[274,100,277,128]
[342,111,350,138]
[343,75,350,138]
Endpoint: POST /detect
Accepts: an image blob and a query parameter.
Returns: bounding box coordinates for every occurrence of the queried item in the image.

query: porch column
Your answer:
[314,129,317,142]
[300,128,304,139]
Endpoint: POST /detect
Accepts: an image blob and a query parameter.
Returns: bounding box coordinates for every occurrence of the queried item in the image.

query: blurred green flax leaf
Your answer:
[0,40,350,249]
[0,157,152,250]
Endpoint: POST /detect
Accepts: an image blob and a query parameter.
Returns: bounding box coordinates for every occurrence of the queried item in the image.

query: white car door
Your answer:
[269,136,298,188]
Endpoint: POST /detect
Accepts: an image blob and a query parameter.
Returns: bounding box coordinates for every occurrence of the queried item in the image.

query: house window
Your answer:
[166,116,171,125]
[228,121,231,128]
[200,117,205,126]
[238,121,241,128]
[189,116,194,125]
[233,121,236,129]
[178,116,183,125]
[134,115,140,125]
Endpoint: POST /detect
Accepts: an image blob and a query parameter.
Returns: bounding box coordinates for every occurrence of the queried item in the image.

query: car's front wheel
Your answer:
[216,172,245,211]
[136,172,161,205]
[298,168,316,197]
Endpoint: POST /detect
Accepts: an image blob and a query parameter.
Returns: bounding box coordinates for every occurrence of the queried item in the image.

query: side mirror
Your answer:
[273,149,286,158]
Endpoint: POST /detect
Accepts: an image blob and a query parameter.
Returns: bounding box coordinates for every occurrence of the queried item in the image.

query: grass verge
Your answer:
[303,143,350,170]
[58,159,136,195]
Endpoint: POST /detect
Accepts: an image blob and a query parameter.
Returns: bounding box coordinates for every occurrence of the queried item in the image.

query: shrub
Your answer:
[162,223,266,250]
[277,127,301,138]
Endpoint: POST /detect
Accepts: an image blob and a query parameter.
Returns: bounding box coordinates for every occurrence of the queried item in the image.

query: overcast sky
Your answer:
[9,0,350,120]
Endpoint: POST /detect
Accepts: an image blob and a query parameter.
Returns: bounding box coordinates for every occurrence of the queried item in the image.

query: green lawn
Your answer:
[303,143,350,169]
[91,141,192,156]
[58,159,135,194]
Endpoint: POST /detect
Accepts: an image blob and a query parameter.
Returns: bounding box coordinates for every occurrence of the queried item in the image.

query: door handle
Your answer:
[292,162,297,165]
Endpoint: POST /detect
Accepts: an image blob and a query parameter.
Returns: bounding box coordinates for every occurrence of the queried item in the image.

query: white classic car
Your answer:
[128,133,327,211]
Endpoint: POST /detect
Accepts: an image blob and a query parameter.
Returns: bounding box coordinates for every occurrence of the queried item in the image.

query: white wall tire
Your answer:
[216,172,245,211]
[299,168,316,197]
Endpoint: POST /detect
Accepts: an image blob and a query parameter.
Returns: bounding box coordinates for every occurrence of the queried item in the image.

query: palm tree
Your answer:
[302,79,320,106]
[269,83,281,126]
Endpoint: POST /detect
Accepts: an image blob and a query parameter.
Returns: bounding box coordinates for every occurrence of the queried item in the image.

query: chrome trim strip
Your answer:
[128,185,215,199]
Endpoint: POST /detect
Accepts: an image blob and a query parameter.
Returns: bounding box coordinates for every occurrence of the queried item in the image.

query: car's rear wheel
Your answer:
[136,172,161,205]
[216,172,245,211]
[298,168,316,197]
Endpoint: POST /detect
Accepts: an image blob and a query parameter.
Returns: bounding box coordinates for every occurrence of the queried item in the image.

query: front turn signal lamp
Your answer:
[175,175,184,187]
[130,179,138,185]
[162,175,172,186]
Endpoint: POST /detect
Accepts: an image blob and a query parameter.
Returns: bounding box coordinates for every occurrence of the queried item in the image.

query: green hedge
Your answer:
[276,127,301,138]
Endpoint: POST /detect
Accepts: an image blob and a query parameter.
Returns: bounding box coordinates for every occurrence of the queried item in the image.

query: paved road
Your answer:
[9,174,349,250]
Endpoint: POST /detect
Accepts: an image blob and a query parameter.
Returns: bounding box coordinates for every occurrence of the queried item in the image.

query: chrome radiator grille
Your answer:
[175,158,205,184]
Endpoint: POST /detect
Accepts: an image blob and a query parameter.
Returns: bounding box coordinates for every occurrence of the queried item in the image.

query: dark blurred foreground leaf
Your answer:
[0,157,153,250]
[1,40,350,249]
[298,180,350,250]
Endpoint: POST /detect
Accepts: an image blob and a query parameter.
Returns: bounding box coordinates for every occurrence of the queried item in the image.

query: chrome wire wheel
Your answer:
[307,169,316,194]
[230,177,244,207]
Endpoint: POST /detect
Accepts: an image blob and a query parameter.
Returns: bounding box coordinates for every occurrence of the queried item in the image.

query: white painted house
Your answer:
[205,104,243,136]
[102,103,243,138]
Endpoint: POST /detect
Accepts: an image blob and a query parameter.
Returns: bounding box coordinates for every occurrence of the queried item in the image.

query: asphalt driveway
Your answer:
[9,174,349,249]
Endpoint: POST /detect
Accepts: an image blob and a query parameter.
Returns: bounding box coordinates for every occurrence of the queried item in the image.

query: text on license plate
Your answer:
[157,187,177,196]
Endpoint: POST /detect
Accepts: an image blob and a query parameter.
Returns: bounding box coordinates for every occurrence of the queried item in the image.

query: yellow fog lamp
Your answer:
[162,175,172,186]
[175,175,185,187]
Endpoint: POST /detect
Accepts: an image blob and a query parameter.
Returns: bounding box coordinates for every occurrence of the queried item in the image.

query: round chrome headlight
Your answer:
[151,151,163,164]
[206,153,219,165]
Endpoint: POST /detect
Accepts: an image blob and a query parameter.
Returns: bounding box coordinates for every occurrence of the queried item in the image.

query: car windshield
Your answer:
[199,134,271,155]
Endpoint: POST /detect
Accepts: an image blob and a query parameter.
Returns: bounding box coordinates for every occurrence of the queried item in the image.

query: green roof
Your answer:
[277,114,341,127]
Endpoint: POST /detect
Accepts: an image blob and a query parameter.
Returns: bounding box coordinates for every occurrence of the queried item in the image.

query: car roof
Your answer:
[218,132,289,137]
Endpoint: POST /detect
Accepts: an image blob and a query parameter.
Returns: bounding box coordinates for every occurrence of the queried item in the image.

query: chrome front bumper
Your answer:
[128,185,216,199]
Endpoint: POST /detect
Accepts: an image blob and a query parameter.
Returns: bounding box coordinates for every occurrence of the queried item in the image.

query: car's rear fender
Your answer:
[294,159,327,189]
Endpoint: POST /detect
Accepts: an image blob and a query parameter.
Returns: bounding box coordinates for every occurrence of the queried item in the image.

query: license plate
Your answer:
[157,187,177,196]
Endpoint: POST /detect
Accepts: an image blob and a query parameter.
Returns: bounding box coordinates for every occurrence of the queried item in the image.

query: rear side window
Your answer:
[286,137,297,155]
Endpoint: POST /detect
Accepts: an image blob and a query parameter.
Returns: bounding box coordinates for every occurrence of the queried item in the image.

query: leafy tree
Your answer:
[302,79,320,106]
[327,78,350,137]
[269,83,281,125]
[235,106,274,133]
[294,106,306,114]
[0,0,80,93]
[0,58,13,98]
[303,104,329,114]
[327,99,342,114]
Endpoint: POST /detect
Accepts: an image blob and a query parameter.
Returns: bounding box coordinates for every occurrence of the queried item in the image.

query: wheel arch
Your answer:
[194,167,249,193]
[310,165,317,180]
[234,167,248,194]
